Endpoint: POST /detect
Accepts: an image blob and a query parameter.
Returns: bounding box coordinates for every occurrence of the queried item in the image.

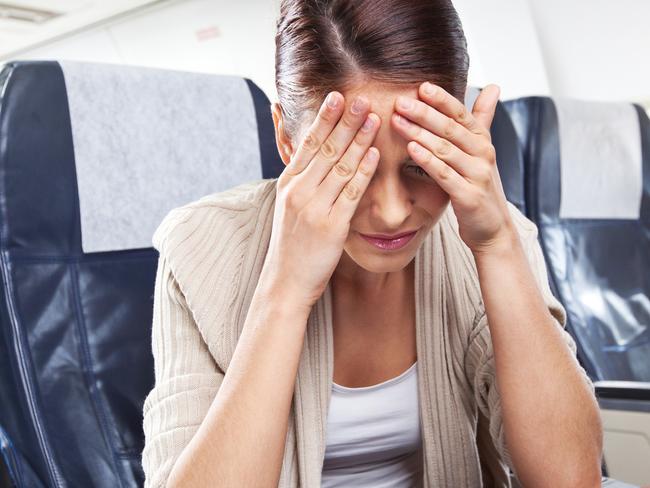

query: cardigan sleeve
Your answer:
[141,249,225,488]
[463,215,596,473]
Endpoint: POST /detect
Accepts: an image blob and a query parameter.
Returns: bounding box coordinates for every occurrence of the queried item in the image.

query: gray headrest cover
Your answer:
[554,98,642,220]
[60,61,263,253]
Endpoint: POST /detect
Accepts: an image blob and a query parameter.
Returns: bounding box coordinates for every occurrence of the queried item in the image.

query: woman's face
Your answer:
[274,80,452,278]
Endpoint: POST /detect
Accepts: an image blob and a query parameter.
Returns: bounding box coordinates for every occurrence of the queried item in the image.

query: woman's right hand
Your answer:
[260,92,382,312]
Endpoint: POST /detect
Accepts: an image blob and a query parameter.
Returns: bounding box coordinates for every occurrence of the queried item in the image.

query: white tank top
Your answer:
[321,361,423,487]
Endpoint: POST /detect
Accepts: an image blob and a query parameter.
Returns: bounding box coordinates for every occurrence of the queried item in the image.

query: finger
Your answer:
[407,140,471,197]
[417,82,489,138]
[316,112,381,209]
[329,146,379,225]
[392,112,481,179]
[471,84,501,130]
[393,95,486,157]
[299,95,371,189]
[284,91,344,177]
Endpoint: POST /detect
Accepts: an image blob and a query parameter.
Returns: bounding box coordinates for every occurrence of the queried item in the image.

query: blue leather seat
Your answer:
[502,96,650,383]
[0,60,282,487]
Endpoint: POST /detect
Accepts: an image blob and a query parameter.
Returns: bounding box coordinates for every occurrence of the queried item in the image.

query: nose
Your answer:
[366,174,414,232]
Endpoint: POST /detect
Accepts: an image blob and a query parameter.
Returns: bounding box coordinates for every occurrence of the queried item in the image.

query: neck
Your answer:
[332,253,415,299]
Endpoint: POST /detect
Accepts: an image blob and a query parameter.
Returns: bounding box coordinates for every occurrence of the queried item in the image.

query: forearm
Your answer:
[473,232,603,487]
[167,276,311,488]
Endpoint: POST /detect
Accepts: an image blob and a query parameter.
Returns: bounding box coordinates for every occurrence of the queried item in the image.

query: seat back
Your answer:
[0,60,281,487]
[503,96,650,382]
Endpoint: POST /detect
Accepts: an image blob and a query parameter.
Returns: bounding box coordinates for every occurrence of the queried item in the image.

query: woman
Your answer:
[141,0,603,486]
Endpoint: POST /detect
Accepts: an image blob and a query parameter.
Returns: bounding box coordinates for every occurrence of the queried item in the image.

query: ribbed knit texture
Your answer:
[141,177,595,488]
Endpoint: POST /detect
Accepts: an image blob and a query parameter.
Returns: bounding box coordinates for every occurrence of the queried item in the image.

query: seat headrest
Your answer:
[0,60,282,255]
[553,98,643,220]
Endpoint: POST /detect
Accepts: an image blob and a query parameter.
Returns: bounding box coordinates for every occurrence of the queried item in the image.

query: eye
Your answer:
[407,165,428,178]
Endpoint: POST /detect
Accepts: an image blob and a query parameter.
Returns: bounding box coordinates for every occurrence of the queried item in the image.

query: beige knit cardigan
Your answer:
[141,177,595,488]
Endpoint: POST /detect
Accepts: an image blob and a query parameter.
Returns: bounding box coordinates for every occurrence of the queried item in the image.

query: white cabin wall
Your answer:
[5,0,280,102]
[528,0,650,105]
[3,0,649,110]
[452,0,551,98]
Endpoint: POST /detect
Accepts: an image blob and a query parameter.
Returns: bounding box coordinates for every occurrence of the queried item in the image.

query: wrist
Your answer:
[471,228,522,261]
[254,273,314,320]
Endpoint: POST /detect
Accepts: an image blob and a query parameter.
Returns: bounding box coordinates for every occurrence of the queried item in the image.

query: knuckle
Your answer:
[302,131,319,151]
[435,139,452,157]
[484,144,497,162]
[340,115,356,131]
[319,140,338,160]
[359,162,373,176]
[443,117,456,139]
[353,130,367,146]
[283,191,299,211]
[343,181,361,200]
[477,165,492,183]
[319,107,336,123]
[298,205,318,226]
[437,163,453,181]
[334,160,352,177]
[472,122,488,137]
[456,106,468,123]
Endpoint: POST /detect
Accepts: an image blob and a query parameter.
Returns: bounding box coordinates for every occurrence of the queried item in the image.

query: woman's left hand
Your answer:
[392,81,517,255]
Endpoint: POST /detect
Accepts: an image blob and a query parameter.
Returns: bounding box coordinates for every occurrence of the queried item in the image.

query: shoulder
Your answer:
[152,177,277,255]
[151,178,278,310]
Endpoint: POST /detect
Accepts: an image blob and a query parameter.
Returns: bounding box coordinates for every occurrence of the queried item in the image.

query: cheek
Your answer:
[413,183,450,219]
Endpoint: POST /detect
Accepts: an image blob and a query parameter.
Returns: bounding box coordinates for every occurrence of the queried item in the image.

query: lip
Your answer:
[359,229,419,251]
[361,230,419,240]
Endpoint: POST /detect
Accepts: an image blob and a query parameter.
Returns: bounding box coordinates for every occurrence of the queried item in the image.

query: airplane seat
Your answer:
[0,60,282,487]
[502,95,650,486]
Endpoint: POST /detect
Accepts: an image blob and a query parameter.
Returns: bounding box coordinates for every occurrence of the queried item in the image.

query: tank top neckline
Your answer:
[332,360,417,392]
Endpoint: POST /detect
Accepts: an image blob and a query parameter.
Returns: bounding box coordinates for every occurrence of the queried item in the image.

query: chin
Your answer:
[348,255,413,274]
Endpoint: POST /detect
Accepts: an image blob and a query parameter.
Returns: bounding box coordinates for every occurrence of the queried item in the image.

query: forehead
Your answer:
[341,80,421,118]
[339,80,422,162]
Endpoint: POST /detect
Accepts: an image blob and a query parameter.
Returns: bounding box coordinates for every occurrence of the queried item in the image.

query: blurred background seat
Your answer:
[499,95,650,486]
[0,59,282,487]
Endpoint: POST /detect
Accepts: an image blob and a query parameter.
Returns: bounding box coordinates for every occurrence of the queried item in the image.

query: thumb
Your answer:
[471,84,501,131]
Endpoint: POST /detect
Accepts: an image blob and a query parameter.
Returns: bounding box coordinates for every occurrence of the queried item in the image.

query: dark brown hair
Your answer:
[274,0,470,140]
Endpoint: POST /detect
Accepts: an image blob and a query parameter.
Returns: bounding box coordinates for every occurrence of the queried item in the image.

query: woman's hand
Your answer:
[260,92,382,311]
[391,82,517,255]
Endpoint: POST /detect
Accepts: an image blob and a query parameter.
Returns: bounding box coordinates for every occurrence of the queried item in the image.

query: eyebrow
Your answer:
[399,156,416,164]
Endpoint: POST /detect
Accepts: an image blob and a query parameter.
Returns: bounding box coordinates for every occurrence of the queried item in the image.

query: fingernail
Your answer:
[351,96,366,115]
[326,92,339,108]
[397,96,413,110]
[361,115,374,132]
[423,82,436,95]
